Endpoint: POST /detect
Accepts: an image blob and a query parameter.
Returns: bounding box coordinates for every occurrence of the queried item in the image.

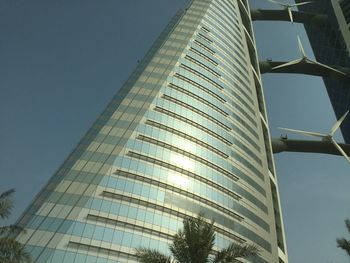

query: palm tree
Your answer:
[0,189,31,263]
[136,214,260,263]
[336,218,350,257]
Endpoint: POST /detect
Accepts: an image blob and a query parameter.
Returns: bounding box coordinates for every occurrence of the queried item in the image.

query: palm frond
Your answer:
[169,230,190,263]
[135,247,172,263]
[136,214,257,263]
[0,225,25,237]
[0,190,15,201]
[0,189,15,219]
[0,237,31,263]
[345,219,350,234]
[182,215,215,263]
[213,243,260,262]
[336,219,350,257]
[337,238,350,256]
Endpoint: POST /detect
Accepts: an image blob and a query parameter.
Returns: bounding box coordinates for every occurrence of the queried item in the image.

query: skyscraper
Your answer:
[296,0,350,142]
[16,1,288,262]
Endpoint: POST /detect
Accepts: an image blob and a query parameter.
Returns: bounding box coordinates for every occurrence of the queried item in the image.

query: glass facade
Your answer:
[16,1,287,262]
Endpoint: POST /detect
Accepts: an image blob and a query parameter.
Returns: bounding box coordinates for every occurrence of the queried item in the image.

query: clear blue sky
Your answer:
[1,1,349,262]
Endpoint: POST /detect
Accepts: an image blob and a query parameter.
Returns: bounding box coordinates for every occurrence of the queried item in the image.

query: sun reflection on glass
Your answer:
[176,140,194,152]
[171,154,195,170]
[169,174,189,188]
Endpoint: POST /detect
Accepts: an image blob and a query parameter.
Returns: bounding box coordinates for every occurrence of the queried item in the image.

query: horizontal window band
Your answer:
[216,57,252,94]
[217,0,238,17]
[203,22,247,69]
[208,41,250,85]
[174,73,225,103]
[54,163,267,218]
[231,138,263,166]
[201,17,243,54]
[221,88,256,119]
[68,241,136,260]
[161,94,231,131]
[194,39,215,55]
[69,237,265,263]
[206,10,244,49]
[113,168,270,229]
[212,1,240,31]
[217,53,250,84]
[212,1,239,21]
[125,151,267,208]
[154,106,232,146]
[137,132,263,183]
[208,8,243,45]
[198,32,213,43]
[201,26,210,33]
[145,119,229,158]
[179,64,224,90]
[219,90,257,128]
[136,134,239,183]
[127,150,238,182]
[229,155,265,181]
[146,117,261,167]
[190,47,219,66]
[114,169,243,220]
[151,108,265,189]
[101,191,246,244]
[185,55,220,77]
[230,126,261,153]
[227,101,257,128]
[160,94,260,153]
[168,83,229,117]
[102,190,271,252]
[86,213,172,240]
[228,113,259,139]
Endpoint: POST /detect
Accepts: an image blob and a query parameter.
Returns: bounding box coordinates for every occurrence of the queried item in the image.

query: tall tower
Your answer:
[16,1,288,262]
[296,0,350,142]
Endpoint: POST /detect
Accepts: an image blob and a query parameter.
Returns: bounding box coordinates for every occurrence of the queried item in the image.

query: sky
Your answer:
[0,1,349,262]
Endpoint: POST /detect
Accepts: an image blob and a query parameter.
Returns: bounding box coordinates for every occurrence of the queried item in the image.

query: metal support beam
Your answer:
[251,9,328,26]
[271,138,350,156]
